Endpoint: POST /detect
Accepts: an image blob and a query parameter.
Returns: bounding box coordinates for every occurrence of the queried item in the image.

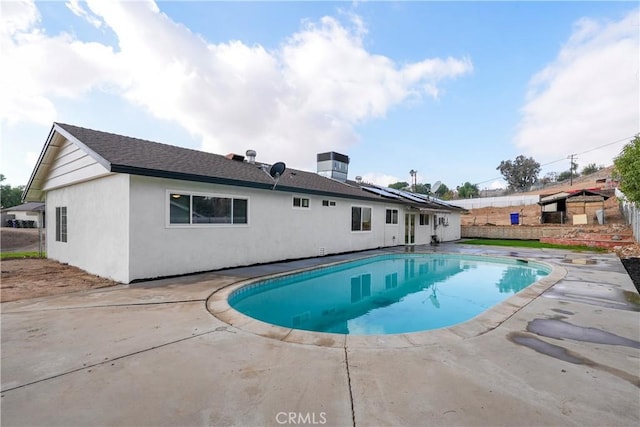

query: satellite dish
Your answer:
[432,181,442,193]
[260,161,286,189]
[269,162,286,179]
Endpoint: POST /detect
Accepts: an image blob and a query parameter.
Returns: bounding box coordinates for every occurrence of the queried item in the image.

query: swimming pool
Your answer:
[228,254,550,335]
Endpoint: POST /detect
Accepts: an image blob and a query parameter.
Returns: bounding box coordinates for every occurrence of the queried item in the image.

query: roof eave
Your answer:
[111,165,409,204]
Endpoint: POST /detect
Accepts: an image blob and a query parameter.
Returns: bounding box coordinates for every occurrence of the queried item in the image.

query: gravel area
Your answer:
[621,257,640,293]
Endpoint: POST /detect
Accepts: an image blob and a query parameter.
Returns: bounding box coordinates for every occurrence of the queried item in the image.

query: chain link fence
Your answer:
[616,188,640,243]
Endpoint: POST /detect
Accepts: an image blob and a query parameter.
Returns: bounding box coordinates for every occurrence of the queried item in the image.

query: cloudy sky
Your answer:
[1,0,638,191]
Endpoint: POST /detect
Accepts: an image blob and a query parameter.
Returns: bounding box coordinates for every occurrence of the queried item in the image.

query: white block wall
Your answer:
[46,174,130,282]
[127,176,405,281]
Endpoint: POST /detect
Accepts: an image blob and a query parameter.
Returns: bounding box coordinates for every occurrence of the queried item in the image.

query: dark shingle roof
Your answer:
[55,123,392,202]
[35,123,460,212]
[1,202,45,212]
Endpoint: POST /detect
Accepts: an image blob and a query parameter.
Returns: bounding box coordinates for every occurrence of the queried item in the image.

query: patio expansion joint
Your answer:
[343,346,356,427]
[3,299,208,313]
[0,329,218,394]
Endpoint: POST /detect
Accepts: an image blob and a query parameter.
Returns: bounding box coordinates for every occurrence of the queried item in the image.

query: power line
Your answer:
[539,134,634,167]
[574,135,635,156]
[472,134,636,187]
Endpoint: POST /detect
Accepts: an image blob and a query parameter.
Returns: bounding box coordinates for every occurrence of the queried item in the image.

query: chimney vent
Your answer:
[317,151,349,182]
[246,149,257,164]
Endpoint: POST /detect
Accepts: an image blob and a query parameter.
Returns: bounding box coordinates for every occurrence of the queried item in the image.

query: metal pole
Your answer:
[38,210,43,257]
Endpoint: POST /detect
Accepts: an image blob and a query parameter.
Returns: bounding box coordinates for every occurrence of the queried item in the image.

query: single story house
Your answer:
[23,123,464,283]
[538,189,610,225]
[1,201,45,228]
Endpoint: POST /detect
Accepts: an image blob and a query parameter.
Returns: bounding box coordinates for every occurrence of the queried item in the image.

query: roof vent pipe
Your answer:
[246,149,256,164]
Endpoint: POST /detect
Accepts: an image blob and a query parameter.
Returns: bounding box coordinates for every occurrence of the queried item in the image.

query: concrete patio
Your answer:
[1,243,639,426]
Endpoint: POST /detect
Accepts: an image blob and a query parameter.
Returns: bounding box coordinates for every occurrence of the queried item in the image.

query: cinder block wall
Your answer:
[461,225,573,240]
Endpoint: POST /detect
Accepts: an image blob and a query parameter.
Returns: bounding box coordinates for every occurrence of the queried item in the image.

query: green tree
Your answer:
[496,155,541,192]
[614,135,640,203]
[456,182,479,198]
[581,163,602,175]
[557,170,573,182]
[414,183,431,194]
[389,181,409,190]
[0,175,24,208]
[434,183,450,199]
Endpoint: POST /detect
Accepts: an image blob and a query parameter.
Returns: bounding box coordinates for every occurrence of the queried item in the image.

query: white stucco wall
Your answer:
[42,173,462,283]
[435,211,462,242]
[127,176,406,281]
[408,211,462,244]
[46,174,130,283]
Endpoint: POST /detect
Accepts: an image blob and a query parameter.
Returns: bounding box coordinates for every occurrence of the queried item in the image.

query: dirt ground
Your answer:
[1,258,120,302]
[1,228,120,303]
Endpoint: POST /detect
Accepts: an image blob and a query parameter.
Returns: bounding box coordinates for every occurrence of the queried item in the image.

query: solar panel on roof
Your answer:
[362,186,400,199]
[410,192,430,201]
[389,188,427,203]
[374,186,403,196]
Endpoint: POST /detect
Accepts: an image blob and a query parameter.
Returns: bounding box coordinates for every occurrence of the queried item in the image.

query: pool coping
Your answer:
[206,252,567,348]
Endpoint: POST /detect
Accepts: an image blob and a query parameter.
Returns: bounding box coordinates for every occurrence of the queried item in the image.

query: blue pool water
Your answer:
[229,254,550,335]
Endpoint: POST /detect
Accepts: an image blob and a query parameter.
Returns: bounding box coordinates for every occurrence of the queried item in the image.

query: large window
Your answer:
[386,209,398,224]
[169,193,248,225]
[351,206,372,231]
[55,206,67,242]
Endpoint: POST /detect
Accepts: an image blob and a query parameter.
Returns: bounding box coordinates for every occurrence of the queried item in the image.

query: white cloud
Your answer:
[0,0,38,36]
[0,0,473,171]
[514,9,640,171]
[359,172,403,187]
[65,0,104,28]
[0,0,122,125]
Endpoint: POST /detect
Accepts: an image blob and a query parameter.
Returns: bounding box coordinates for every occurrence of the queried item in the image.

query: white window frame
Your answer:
[385,208,399,224]
[166,190,249,228]
[351,205,372,232]
[292,196,310,209]
[322,199,336,207]
[55,206,67,242]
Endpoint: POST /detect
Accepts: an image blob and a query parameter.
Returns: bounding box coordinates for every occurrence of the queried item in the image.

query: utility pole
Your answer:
[409,169,417,192]
[567,154,577,186]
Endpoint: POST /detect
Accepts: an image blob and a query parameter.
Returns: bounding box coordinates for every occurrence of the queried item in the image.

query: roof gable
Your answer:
[23,124,111,201]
